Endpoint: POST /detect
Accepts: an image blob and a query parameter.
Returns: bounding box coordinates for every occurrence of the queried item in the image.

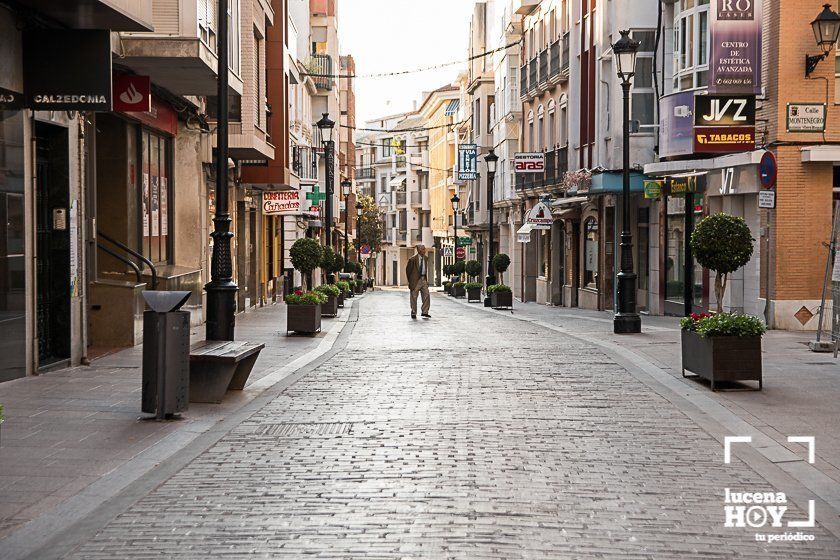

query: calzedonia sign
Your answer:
[709,0,763,95]
[23,29,112,111]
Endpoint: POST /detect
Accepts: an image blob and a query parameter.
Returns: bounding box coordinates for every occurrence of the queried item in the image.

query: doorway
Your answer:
[35,122,71,368]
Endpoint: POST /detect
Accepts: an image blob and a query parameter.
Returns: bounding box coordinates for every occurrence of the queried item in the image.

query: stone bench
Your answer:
[189,340,265,403]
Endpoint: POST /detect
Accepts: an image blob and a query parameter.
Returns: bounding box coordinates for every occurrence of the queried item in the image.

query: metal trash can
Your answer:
[142,291,191,419]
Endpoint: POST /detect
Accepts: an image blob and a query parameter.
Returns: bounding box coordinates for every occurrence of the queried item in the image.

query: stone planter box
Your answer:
[321,294,339,317]
[490,291,513,309]
[345,289,353,299]
[353,284,363,294]
[451,285,465,298]
[467,287,482,302]
[681,330,762,391]
[337,292,344,308]
[287,303,322,335]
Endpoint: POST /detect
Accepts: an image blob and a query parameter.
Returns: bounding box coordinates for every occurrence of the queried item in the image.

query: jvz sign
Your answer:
[695,95,755,127]
[514,152,545,174]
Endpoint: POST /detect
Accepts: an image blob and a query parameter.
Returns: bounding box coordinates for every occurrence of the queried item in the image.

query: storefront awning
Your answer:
[644,149,766,177]
[389,175,406,187]
[801,145,840,162]
[516,223,535,235]
[551,196,589,207]
[588,172,646,194]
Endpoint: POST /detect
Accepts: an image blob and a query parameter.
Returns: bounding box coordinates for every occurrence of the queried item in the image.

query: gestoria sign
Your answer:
[262,191,303,215]
[514,152,545,174]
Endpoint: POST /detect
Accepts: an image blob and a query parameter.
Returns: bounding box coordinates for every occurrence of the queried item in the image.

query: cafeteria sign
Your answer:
[263,190,303,215]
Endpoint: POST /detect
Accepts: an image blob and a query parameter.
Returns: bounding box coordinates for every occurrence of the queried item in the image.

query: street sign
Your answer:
[759,151,777,189]
[360,244,371,255]
[458,236,472,245]
[442,247,453,257]
[787,103,826,133]
[457,144,478,181]
[759,190,776,209]
[456,247,466,259]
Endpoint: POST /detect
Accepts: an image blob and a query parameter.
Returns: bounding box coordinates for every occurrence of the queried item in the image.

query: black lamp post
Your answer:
[483,149,498,307]
[806,4,840,76]
[451,193,460,269]
[317,113,335,247]
[612,30,641,334]
[206,0,237,341]
[342,179,352,264]
[355,201,363,260]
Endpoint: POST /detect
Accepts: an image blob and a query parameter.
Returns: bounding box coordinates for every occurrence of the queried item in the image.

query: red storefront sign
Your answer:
[120,93,178,136]
[693,126,755,154]
[113,75,151,112]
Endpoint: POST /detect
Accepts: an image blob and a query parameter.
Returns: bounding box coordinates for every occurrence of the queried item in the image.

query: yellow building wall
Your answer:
[428,103,455,238]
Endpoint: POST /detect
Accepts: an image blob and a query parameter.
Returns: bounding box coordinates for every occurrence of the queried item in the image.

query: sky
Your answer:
[337,0,477,125]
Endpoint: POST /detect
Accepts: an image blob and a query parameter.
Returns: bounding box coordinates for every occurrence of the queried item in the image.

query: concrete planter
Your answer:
[452,285,466,298]
[287,303,322,335]
[681,330,762,391]
[490,291,513,309]
[321,295,339,317]
[337,292,344,308]
[467,287,482,302]
[353,284,363,294]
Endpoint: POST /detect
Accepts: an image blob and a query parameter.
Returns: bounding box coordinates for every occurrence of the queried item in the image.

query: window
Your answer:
[254,32,262,128]
[537,105,545,151]
[228,0,241,75]
[474,98,481,136]
[632,30,656,128]
[140,129,171,264]
[198,0,217,52]
[487,95,495,130]
[673,0,711,91]
[382,137,392,158]
[538,230,551,279]
[835,54,840,102]
[547,100,556,147]
[559,97,568,146]
[527,110,534,151]
[583,217,598,288]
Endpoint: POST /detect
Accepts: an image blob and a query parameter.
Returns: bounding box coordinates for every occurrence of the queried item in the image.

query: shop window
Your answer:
[665,194,704,304]
[584,217,598,288]
[140,129,171,265]
[537,229,551,279]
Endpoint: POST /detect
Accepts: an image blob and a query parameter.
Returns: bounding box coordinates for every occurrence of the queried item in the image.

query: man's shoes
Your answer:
[411,313,417,319]
[421,313,431,318]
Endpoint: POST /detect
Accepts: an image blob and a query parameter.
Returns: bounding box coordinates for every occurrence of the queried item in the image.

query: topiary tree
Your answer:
[465,260,482,281]
[690,213,754,313]
[331,252,346,276]
[290,238,323,291]
[442,264,452,277]
[320,246,338,283]
[453,260,466,278]
[493,253,511,284]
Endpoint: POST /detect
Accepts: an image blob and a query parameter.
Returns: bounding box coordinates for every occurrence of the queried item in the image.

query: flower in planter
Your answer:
[680,312,765,337]
[314,284,341,298]
[487,284,512,294]
[285,291,328,305]
[336,280,350,292]
[464,282,483,290]
[453,281,466,288]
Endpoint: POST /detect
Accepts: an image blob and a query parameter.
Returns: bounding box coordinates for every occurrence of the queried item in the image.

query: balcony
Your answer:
[397,230,408,244]
[310,54,334,90]
[520,64,528,99]
[528,58,538,95]
[16,0,152,30]
[515,147,569,191]
[292,145,319,181]
[562,32,570,73]
[538,50,548,87]
[396,191,407,206]
[410,229,421,243]
[395,155,406,168]
[120,0,244,96]
[410,191,422,206]
[549,40,560,82]
[356,167,375,180]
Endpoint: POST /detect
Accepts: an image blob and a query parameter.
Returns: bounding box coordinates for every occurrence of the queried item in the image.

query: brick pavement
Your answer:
[66,291,840,559]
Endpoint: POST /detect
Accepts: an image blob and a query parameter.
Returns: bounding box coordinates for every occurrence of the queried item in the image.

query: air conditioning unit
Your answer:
[674,105,691,118]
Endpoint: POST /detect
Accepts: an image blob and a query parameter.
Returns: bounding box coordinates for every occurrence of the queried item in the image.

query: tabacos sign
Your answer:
[514,152,545,174]
[694,126,755,153]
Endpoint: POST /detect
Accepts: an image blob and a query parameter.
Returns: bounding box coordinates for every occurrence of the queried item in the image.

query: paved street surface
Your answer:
[57,291,840,559]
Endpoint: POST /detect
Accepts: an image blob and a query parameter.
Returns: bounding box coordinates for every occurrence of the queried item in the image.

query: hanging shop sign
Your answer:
[262,190,304,215]
[786,103,827,133]
[708,0,763,95]
[0,86,24,110]
[457,144,478,181]
[23,29,112,111]
[759,151,777,189]
[113,74,151,112]
[644,180,663,199]
[121,94,178,136]
[514,152,545,173]
[758,190,776,209]
[659,91,696,158]
[525,201,553,230]
[694,126,755,154]
[668,176,700,197]
[694,95,755,127]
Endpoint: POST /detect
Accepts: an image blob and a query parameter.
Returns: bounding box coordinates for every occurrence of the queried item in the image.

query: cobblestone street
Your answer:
[43,292,840,558]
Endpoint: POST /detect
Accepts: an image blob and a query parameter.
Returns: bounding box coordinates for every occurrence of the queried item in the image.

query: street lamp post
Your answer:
[317,113,335,247]
[355,201,363,259]
[206,0,238,341]
[451,193,460,272]
[483,149,498,307]
[612,30,642,334]
[806,4,840,76]
[342,179,352,264]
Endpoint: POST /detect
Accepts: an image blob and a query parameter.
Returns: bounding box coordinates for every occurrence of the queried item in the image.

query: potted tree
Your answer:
[465,260,483,302]
[488,283,513,309]
[451,261,466,297]
[493,253,511,285]
[314,284,340,317]
[336,280,350,307]
[680,213,764,391]
[290,238,322,291]
[286,290,327,335]
[442,265,453,294]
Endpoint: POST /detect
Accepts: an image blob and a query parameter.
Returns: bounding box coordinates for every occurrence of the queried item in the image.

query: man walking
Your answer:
[406,244,431,319]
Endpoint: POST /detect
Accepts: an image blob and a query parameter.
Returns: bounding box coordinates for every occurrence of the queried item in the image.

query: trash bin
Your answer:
[141,291,192,419]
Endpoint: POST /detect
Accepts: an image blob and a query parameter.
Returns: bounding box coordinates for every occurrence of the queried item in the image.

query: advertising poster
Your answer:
[151,175,159,237]
[142,173,150,236]
[160,177,168,236]
[659,91,695,158]
[709,0,763,94]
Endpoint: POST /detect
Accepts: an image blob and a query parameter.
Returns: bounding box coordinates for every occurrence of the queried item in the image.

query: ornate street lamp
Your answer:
[355,201,363,259]
[316,113,336,247]
[206,0,237,341]
[806,4,840,76]
[612,30,641,334]
[483,149,499,307]
[342,179,352,264]
[451,193,460,267]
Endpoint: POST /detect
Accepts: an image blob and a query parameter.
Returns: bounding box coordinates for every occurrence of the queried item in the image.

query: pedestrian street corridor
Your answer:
[18,292,840,558]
